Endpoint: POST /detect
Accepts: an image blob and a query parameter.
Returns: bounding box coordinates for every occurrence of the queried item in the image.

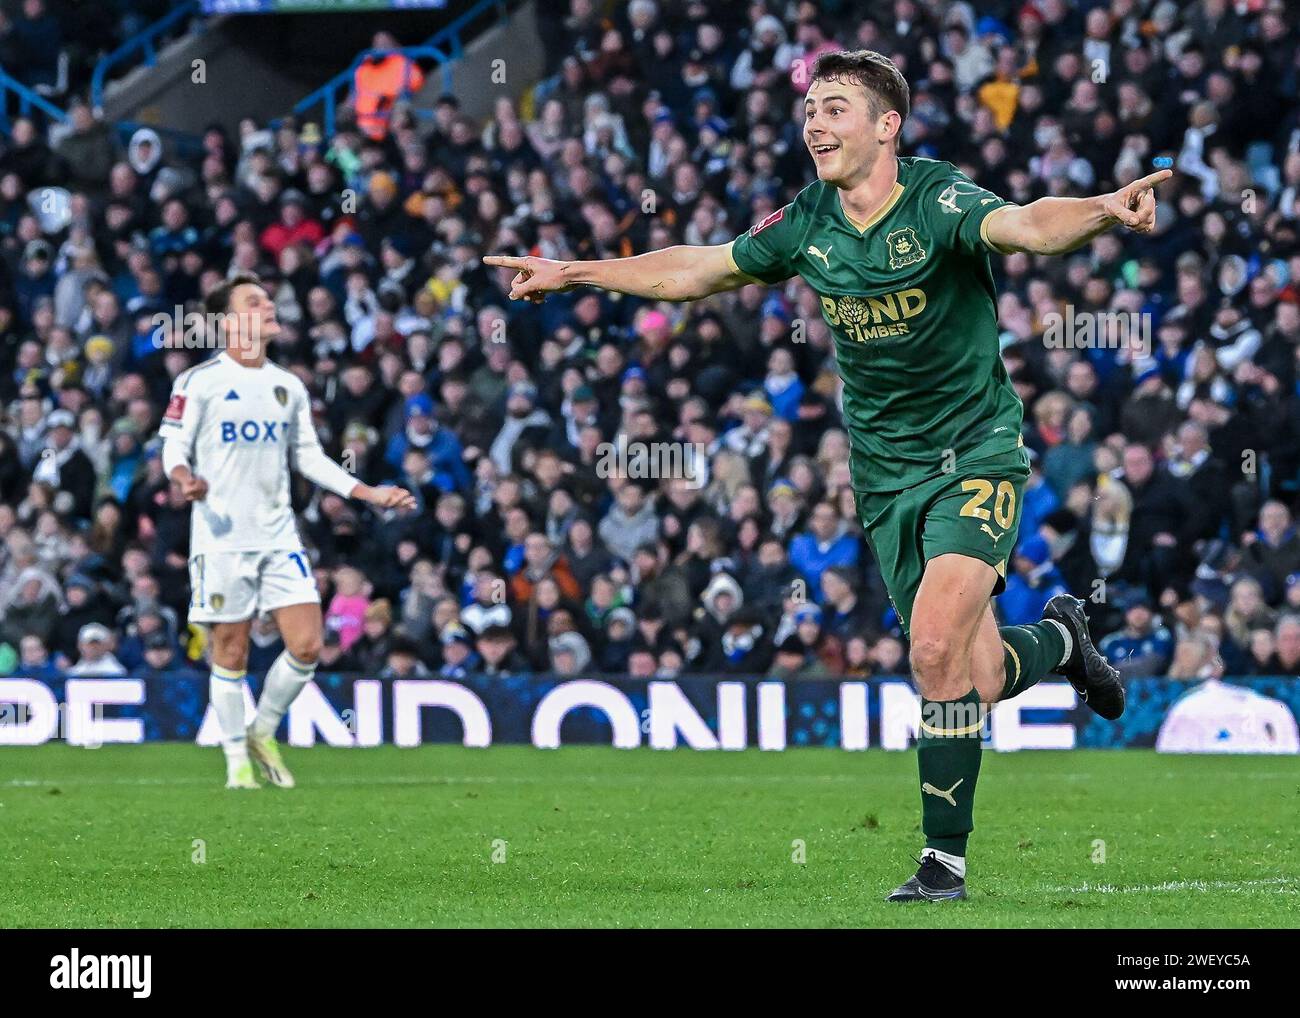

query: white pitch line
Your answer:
[1,773,874,788]
[1050,878,1299,895]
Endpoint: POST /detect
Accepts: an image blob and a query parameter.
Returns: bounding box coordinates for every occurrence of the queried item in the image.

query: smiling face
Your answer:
[802,63,904,188]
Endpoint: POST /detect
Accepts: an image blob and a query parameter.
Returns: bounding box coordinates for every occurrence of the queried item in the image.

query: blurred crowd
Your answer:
[0,0,180,101]
[1,0,1300,682]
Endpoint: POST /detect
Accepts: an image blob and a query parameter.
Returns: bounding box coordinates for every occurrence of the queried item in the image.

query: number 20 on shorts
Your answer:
[959,478,1016,529]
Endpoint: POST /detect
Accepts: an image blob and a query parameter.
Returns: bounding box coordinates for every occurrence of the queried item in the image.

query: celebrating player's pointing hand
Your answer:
[482,255,574,303]
[1103,168,1172,234]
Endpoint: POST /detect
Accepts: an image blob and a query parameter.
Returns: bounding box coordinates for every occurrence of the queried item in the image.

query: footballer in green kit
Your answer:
[487,49,1171,904]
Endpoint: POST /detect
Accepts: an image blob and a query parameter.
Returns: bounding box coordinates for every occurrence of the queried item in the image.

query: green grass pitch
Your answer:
[2,744,1296,927]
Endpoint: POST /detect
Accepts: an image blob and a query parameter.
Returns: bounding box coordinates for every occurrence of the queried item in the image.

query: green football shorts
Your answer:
[854,446,1031,635]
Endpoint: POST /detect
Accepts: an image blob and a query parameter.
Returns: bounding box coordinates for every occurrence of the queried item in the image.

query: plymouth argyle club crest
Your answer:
[886,226,926,270]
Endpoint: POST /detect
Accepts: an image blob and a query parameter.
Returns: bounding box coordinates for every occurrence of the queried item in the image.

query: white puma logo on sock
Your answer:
[922,778,964,806]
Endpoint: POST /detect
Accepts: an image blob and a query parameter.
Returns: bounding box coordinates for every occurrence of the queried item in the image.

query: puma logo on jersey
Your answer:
[922,779,963,806]
[980,523,1005,545]
[807,244,832,268]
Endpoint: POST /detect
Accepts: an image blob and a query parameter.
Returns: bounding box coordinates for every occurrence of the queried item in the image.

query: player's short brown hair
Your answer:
[204,272,265,316]
[810,49,910,123]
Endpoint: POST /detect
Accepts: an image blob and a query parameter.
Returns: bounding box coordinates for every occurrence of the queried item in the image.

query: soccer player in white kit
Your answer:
[161,274,415,789]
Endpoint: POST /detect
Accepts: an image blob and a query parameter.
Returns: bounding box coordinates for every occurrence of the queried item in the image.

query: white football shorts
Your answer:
[188,549,320,623]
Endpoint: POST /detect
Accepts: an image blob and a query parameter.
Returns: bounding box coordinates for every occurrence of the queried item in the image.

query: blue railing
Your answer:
[289,0,508,137]
[90,0,203,113]
[0,64,68,134]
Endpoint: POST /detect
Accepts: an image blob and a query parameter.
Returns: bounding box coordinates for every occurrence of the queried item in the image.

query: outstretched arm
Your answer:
[290,388,417,511]
[983,169,1172,256]
[484,242,752,303]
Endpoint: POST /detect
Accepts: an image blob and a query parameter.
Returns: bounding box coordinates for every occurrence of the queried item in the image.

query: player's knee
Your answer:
[909,631,957,691]
[210,632,249,672]
[287,634,322,666]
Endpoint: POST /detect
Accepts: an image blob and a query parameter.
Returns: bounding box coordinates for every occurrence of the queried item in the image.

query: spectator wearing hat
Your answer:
[999,535,1070,628]
[355,170,405,250]
[30,409,96,521]
[15,239,56,326]
[764,477,806,542]
[138,631,196,677]
[549,630,592,677]
[713,606,772,674]
[80,336,116,401]
[68,622,126,676]
[489,381,552,475]
[114,603,172,671]
[383,392,470,492]
[723,393,773,458]
[547,383,602,459]
[437,621,479,679]
[51,572,108,656]
[597,605,637,671]
[0,565,62,648]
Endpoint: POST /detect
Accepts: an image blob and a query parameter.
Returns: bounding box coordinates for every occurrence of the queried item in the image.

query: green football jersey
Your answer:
[729,156,1024,494]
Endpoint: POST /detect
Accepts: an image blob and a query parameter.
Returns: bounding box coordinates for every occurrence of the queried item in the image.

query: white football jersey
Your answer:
[160,353,357,553]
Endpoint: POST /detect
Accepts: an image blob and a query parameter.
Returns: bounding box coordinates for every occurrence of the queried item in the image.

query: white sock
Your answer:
[210,664,249,762]
[1044,618,1073,668]
[250,650,316,739]
[922,847,966,878]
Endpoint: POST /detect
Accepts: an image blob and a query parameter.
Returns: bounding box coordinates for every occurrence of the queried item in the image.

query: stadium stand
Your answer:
[1,0,1299,684]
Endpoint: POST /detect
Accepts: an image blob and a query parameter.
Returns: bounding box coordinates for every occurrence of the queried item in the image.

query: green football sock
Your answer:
[917,688,985,857]
[998,622,1067,700]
